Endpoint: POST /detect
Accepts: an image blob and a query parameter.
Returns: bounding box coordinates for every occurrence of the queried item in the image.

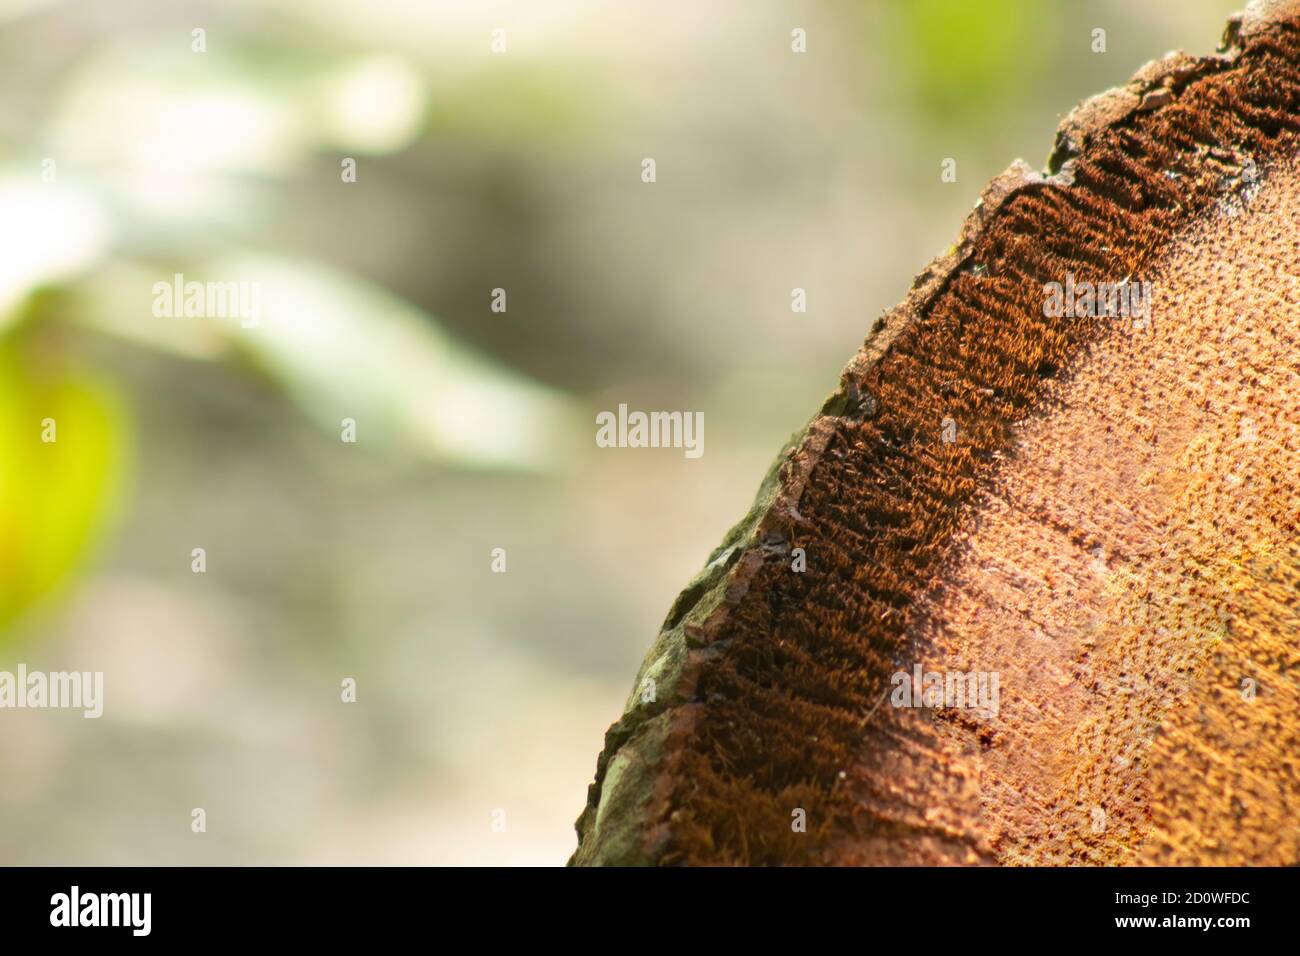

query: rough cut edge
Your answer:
[569,0,1300,866]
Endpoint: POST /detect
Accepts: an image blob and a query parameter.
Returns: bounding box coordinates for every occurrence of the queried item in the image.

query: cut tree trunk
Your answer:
[573,0,1300,866]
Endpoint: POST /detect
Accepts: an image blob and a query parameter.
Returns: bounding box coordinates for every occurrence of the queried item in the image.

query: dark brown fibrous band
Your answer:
[573,8,1300,865]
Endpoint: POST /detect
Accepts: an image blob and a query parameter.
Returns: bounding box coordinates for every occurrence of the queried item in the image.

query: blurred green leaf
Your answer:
[221,255,582,471]
[0,340,125,633]
[891,0,1052,122]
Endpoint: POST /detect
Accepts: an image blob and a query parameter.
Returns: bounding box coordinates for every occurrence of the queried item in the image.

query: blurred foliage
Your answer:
[0,25,587,632]
[890,0,1052,122]
[0,327,124,632]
